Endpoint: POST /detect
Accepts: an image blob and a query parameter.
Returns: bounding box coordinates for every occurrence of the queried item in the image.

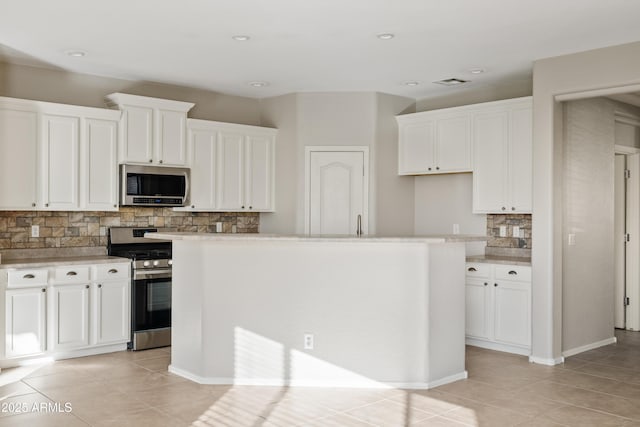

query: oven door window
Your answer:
[133,277,171,331]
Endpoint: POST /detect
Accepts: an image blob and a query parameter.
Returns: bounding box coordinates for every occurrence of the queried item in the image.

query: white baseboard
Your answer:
[0,343,128,369]
[528,355,565,366]
[168,365,467,390]
[466,338,531,356]
[562,337,617,358]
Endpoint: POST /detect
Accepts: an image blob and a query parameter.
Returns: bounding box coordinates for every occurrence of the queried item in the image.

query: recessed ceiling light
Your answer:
[403,81,420,86]
[468,68,485,74]
[65,50,86,57]
[232,35,251,41]
[433,78,469,86]
[248,81,269,88]
[377,33,395,40]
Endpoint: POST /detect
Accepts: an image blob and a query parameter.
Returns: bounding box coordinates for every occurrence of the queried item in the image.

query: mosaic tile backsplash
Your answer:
[0,208,259,249]
[486,214,532,256]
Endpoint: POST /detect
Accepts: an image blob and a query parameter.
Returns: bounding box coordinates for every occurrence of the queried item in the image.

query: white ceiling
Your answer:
[1,0,640,100]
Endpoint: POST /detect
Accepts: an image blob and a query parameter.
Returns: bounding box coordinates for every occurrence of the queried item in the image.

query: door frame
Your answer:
[304,146,370,235]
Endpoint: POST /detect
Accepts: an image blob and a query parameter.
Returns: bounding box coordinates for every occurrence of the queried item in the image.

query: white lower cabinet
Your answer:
[5,287,47,358]
[3,262,130,361]
[465,262,531,355]
[51,283,90,350]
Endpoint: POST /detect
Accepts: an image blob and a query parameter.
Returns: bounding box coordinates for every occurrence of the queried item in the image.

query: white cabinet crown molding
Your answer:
[105,93,195,113]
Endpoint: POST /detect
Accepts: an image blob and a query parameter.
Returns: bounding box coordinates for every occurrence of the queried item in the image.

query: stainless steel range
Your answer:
[107,227,173,351]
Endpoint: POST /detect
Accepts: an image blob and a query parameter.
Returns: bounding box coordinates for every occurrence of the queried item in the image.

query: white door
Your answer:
[217,131,245,210]
[614,154,627,328]
[121,105,154,164]
[465,279,490,339]
[436,115,471,172]
[95,281,130,344]
[188,128,217,210]
[83,118,118,211]
[5,288,47,358]
[473,111,509,213]
[51,284,90,350]
[307,149,367,235]
[398,122,435,174]
[509,107,533,212]
[493,281,531,347]
[157,109,187,166]
[245,134,274,211]
[42,114,79,210]
[0,109,38,209]
[625,153,640,330]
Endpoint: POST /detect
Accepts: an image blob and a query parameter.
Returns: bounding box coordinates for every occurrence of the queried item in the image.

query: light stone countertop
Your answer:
[0,256,131,269]
[144,232,487,244]
[466,254,532,266]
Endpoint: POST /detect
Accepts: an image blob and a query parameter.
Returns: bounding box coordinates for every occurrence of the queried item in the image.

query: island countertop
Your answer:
[144,232,487,243]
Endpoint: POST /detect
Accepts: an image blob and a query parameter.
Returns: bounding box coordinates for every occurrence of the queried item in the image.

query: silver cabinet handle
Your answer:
[159,160,163,164]
[191,205,195,209]
[23,274,35,279]
[494,283,498,287]
[149,159,153,163]
[501,206,506,211]
[32,203,36,207]
[249,206,253,210]
[436,166,440,170]
[98,284,102,288]
[467,267,477,272]
[66,271,77,276]
[508,270,518,275]
[356,214,362,236]
[241,206,245,209]
[511,207,516,211]
[108,269,118,274]
[42,288,46,293]
[45,203,49,207]
[428,167,432,171]
[484,282,488,286]
[85,285,89,289]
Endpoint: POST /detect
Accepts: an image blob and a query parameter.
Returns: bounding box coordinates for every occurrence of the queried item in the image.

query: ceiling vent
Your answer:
[433,78,469,86]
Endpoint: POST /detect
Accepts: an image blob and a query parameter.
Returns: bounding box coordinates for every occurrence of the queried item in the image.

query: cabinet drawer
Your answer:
[8,269,48,287]
[495,265,531,282]
[465,263,491,278]
[94,263,130,281]
[53,266,90,284]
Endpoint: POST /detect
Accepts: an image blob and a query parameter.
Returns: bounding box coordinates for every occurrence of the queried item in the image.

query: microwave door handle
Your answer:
[184,172,190,206]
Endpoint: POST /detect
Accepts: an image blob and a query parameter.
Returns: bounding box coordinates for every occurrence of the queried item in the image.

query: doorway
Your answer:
[304,146,369,235]
[614,146,640,331]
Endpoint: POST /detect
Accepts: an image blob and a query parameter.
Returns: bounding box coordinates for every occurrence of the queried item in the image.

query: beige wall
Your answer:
[532,41,640,363]
[562,98,616,352]
[374,93,416,236]
[415,80,532,112]
[0,62,261,125]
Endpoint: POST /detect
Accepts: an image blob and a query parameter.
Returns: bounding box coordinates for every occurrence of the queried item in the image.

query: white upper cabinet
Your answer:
[0,97,120,211]
[472,97,532,214]
[181,119,276,212]
[0,99,38,209]
[397,110,472,175]
[105,93,194,166]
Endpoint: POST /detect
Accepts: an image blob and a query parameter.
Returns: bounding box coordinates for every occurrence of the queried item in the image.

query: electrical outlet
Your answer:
[513,226,520,238]
[453,223,460,235]
[568,233,576,246]
[499,226,507,237]
[216,222,222,233]
[31,225,39,238]
[303,334,314,350]
[231,224,237,233]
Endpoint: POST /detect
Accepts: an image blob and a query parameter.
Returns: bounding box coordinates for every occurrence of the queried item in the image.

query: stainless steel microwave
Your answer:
[120,164,190,207]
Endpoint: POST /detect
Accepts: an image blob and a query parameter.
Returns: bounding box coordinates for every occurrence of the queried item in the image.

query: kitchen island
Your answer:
[146,233,485,389]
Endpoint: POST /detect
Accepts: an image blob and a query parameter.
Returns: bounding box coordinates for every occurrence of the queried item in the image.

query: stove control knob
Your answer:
[143,261,151,267]
[153,260,160,267]
[168,260,173,266]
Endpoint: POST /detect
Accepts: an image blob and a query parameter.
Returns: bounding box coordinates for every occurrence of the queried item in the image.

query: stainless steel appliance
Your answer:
[107,227,173,350]
[120,164,190,207]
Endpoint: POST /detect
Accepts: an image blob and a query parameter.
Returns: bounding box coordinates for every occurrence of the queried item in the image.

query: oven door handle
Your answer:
[134,269,172,280]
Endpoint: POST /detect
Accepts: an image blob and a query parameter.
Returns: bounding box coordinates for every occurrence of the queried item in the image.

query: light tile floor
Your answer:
[1,330,640,426]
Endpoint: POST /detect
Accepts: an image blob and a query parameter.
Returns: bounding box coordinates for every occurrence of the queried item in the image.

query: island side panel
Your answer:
[426,242,467,386]
[170,240,205,379]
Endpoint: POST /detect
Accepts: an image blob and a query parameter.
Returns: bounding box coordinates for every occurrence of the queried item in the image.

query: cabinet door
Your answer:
[42,114,79,210]
[187,128,217,209]
[245,134,274,211]
[493,281,531,347]
[0,108,38,209]
[51,284,90,350]
[95,281,130,345]
[465,278,490,339]
[436,115,472,173]
[121,105,153,164]
[508,107,533,213]
[5,288,47,358]
[157,109,187,166]
[398,121,435,174]
[83,118,118,211]
[217,131,245,210]
[472,111,509,213]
